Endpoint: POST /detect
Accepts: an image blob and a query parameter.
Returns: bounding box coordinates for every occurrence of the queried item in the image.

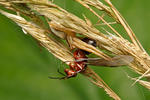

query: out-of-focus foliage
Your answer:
[0,0,150,100]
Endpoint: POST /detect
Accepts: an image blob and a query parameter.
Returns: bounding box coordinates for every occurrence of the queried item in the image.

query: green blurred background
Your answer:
[0,0,150,100]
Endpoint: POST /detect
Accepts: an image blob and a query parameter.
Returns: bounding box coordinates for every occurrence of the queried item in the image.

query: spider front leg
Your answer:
[48,67,77,80]
[48,66,67,80]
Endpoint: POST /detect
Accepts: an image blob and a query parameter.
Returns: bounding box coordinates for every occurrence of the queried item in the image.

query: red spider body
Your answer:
[49,37,97,79]
[62,38,96,79]
[64,49,88,78]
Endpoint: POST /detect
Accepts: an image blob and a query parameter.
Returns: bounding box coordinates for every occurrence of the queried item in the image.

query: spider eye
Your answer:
[82,37,97,47]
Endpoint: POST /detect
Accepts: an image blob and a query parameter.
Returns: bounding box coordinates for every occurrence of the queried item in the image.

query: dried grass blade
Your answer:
[0,9,74,64]
[72,37,111,60]
[75,0,123,38]
[104,0,145,52]
[82,67,121,100]
[130,77,150,90]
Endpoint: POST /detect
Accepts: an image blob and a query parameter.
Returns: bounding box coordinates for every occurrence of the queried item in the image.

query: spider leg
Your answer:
[57,68,66,76]
[48,76,67,80]
[48,68,67,80]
